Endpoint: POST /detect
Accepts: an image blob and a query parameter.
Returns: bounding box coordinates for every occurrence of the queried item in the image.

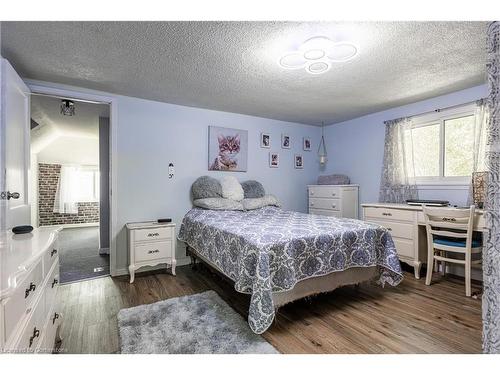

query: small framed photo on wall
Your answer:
[294,154,304,169]
[260,133,270,148]
[281,134,290,149]
[269,152,279,168]
[303,137,311,151]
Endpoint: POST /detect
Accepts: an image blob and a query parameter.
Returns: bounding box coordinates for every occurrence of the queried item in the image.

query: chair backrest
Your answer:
[422,205,475,248]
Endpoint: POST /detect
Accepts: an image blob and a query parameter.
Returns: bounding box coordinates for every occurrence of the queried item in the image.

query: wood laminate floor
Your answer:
[57,265,482,354]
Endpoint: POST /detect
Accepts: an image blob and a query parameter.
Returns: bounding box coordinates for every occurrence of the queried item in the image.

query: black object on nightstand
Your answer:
[158,218,172,223]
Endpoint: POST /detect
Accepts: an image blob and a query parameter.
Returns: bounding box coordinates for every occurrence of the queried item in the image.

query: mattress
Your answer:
[178,206,403,333]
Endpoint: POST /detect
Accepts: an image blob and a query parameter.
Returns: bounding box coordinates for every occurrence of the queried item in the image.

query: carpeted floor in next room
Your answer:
[58,227,109,284]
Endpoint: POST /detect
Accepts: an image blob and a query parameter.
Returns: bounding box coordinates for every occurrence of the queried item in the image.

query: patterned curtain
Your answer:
[484,21,500,354]
[379,118,418,203]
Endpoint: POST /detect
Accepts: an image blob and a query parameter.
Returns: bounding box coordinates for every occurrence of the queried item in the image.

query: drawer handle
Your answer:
[52,312,60,325]
[52,278,59,288]
[310,203,315,206]
[51,248,58,257]
[147,249,160,254]
[382,212,392,216]
[147,232,160,237]
[332,204,336,208]
[25,282,36,298]
[332,193,336,196]
[29,327,40,348]
[310,192,315,195]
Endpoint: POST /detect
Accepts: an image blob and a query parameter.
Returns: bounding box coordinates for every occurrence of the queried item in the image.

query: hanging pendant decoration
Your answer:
[318,121,328,165]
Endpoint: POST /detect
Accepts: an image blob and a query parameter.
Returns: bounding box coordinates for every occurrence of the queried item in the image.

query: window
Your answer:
[405,104,486,185]
[74,166,100,202]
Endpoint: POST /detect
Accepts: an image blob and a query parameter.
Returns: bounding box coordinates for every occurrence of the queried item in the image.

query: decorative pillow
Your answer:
[193,198,244,211]
[192,176,223,199]
[220,176,244,201]
[241,180,266,199]
[241,195,281,210]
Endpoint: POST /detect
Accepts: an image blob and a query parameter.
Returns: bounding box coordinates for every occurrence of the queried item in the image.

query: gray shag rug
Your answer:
[117,290,279,354]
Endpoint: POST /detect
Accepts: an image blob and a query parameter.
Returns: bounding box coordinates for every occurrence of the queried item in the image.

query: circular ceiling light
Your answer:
[306,61,331,75]
[303,49,325,60]
[327,42,358,62]
[278,52,307,69]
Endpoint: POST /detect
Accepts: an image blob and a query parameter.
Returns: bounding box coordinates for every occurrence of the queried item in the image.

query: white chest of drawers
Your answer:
[0,227,63,353]
[308,185,359,219]
[126,222,176,283]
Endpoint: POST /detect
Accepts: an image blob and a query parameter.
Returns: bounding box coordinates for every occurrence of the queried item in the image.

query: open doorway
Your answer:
[30,94,111,283]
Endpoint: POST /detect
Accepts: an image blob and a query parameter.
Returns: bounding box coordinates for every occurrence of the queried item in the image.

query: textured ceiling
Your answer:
[1,21,488,125]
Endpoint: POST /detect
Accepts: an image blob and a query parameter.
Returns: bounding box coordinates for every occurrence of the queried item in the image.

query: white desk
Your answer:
[362,203,485,279]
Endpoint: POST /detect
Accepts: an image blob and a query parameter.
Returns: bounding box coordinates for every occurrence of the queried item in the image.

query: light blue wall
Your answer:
[114,96,321,270]
[323,84,488,211]
[26,80,321,272]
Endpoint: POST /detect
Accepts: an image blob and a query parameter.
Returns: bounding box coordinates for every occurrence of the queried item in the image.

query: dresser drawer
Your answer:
[44,262,59,315]
[308,186,341,199]
[14,290,45,352]
[393,238,415,258]
[309,209,341,218]
[134,241,172,262]
[309,197,341,211]
[364,207,414,222]
[43,244,59,278]
[134,227,173,242]
[4,260,43,342]
[37,307,61,354]
[367,220,414,240]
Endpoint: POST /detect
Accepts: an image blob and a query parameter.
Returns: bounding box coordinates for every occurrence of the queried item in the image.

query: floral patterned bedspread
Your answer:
[178,206,403,334]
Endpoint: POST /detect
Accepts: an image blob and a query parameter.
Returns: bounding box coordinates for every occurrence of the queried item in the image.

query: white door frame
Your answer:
[27,82,119,276]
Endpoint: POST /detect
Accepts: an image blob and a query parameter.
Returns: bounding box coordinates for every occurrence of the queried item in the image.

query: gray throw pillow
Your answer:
[192,176,223,199]
[241,180,266,198]
[241,195,281,210]
[193,198,244,211]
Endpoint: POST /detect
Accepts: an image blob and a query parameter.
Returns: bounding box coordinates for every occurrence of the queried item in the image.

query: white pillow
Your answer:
[220,176,244,201]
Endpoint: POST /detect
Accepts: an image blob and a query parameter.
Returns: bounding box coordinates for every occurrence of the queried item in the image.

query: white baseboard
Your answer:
[112,256,191,277]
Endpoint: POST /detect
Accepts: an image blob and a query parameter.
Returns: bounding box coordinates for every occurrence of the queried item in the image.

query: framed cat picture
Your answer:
[208,126,248,172]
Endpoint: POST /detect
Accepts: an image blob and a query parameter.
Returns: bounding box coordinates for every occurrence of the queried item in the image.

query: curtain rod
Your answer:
[383,98,486,124]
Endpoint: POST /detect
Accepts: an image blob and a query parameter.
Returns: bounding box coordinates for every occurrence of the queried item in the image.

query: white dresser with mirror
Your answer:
[0,227,63,353]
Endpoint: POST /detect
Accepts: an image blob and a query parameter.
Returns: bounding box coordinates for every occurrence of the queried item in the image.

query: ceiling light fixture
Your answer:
[278,36,358,75]
[60,99,75,116]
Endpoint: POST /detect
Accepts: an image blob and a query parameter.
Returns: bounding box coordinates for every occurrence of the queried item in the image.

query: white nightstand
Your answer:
[126,221,176,283]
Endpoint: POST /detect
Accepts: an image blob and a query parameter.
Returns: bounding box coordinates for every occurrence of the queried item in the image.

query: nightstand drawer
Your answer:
[134,241,172,262]
[309,197,341,211]
[134,227,173,242]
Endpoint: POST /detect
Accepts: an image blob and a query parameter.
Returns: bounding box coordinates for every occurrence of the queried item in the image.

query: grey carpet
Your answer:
[117,290,279,354]
[58,227,109,283]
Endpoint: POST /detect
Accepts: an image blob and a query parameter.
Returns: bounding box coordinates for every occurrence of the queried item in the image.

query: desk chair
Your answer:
[423,205,482,297]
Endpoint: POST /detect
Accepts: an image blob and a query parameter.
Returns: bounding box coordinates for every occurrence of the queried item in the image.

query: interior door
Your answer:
[0,58,31,230]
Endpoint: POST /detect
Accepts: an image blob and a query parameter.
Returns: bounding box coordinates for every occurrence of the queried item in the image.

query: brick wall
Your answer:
[38,163,100,226]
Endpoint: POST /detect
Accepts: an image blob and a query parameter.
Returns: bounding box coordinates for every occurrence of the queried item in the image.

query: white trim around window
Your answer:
[409,103,476,186]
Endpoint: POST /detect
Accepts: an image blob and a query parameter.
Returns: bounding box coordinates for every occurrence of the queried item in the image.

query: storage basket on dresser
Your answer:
[308,185,359,219]
[0,227,63,353]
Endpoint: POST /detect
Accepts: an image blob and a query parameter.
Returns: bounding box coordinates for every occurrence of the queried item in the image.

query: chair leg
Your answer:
[441,252,446,276]
[465,251,472,297]
[425,247,434,286]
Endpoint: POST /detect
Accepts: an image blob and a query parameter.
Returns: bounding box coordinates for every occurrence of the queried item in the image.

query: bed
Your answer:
[178,206,403,334]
